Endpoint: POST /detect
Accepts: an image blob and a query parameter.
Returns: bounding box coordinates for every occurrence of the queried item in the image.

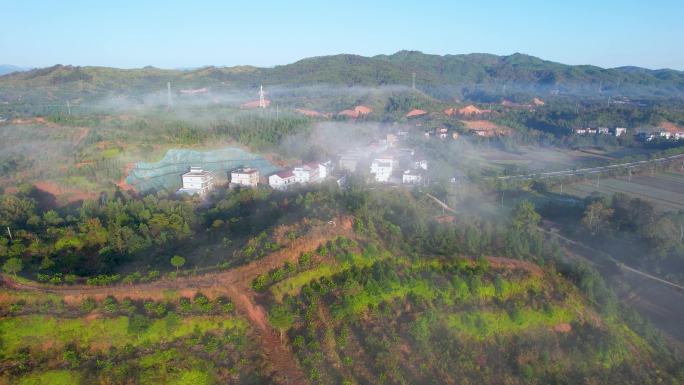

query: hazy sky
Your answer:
[2,0,683,70]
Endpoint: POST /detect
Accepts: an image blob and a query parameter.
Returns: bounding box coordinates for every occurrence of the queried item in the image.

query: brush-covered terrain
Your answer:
[1,184,682,384]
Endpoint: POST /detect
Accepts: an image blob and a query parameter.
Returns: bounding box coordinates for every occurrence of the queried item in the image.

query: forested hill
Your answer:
[2,51,684,103]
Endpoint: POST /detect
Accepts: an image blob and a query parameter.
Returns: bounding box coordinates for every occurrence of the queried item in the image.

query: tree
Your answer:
[269,304,295,343]
[3,257,23,277]
[511,201,541,234]
[170,255,186,272]
[582,201,614,235]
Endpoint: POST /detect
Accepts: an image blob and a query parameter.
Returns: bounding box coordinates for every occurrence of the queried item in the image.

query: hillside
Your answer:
[2,52,684,106]
[1,184,683,384]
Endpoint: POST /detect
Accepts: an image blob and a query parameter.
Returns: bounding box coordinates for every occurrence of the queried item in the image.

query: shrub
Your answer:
[128,314,151,334]
[81,297,97,313]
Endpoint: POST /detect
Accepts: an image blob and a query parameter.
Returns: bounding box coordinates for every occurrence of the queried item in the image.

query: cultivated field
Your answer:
[560,170,684,212]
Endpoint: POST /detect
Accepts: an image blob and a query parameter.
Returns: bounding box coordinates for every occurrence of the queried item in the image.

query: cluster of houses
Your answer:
[574,127,627,136]
[177,166,260,196]
[176,132,430,197]
[424,127,461,140]
[176,162,335,197]
[572,126,684,142]
[368,151,428,185]
[267,161,333,190]
[338,133,428,185]
[636,131,684,142]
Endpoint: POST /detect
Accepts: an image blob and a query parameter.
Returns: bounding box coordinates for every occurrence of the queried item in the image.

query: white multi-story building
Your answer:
[230,167,259,188]
[269,170,296,190]
[178,167,215,196]
[370,156,394,183]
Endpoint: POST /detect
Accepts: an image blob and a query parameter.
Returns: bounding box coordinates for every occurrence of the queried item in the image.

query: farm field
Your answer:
[559,170,684,212]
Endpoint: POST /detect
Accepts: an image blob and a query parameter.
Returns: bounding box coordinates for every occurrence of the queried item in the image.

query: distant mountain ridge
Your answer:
[0,64,30,76]
[1,51,683,103]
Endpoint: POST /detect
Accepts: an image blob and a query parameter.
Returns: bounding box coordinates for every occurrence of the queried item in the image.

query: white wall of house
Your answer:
[402,172,422,185]
[269,173,295,190]
[231,169,259,187]
[371,158,394,183]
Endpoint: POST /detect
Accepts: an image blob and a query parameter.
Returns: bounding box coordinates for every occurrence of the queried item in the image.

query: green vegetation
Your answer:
[2,49,684,385]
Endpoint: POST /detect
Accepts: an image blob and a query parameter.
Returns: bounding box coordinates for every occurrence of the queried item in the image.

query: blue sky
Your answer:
[2,0,683,70]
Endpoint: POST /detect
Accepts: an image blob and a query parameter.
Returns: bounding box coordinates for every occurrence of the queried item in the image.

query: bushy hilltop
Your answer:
[2,51,684,105]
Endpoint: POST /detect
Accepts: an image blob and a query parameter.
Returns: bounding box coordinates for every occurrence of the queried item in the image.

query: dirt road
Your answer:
[1,222,354,385]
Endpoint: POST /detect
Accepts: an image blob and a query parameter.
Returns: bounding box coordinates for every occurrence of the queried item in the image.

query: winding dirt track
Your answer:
[1,222,355,385]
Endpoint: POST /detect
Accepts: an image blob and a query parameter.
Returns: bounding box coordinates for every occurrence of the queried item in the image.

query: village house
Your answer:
[338,151,363,172]
[613,127,627,136]
[586,128,597,134]
[370,156,395,183]
[414,159,428,170]
[177,167,215,196]
[402,169,423,185]
[657,131,673,139]
[386,133,399,147]
[575,128,587,135]
[597,127,610,134]
[268,170,296,190]
[230,167,259,188]
[637,132,656,142]
[318,160,332,179]
[293,163,321,184]
[437,128,449,139]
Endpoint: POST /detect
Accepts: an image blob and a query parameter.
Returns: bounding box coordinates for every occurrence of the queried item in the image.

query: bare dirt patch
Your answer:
[34,181,97,203]
[553,323,572,333]
[461,120,509,136]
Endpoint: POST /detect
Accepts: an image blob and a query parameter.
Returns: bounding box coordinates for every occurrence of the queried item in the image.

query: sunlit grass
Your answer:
[0,315,246,354]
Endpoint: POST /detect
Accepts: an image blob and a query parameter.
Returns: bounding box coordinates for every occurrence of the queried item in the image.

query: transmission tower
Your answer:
[259,85,266,109]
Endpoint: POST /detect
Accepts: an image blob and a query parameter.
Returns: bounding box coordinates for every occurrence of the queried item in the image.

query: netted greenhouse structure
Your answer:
[126,148,279,192]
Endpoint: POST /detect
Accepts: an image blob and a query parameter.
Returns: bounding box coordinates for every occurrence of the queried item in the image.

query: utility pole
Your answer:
[276,104,279,120]
[628,168,632,182]
[596,174,600,188]
[412,72,416,90]
[66,101,71,116]
[6,226,12,241]
[560,183,563,194]
[167,82,172,107]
